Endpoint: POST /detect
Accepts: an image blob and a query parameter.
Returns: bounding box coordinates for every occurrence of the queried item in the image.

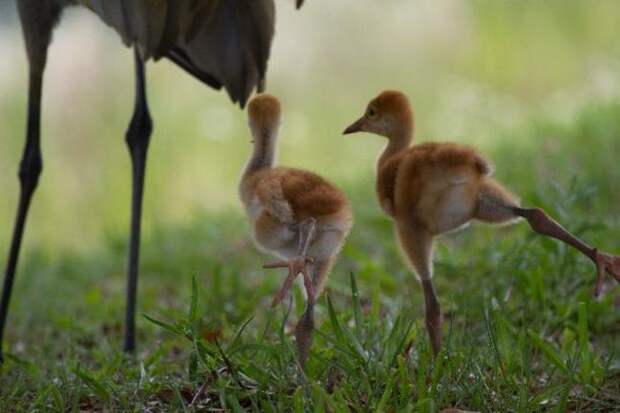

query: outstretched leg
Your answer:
[475,178,620,296]
[512,207,620,296]
[396,222,442,356]
[0,2,58,363]
[264,217,317,306]
[124,48,153,353]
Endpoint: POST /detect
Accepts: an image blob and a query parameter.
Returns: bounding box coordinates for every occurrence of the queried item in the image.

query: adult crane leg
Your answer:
[123,48,153,353]
[0,2,58,363]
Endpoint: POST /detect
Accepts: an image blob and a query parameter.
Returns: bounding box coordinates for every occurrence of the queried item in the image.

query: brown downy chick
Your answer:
[344,90,620,356]
[240,94,353,366]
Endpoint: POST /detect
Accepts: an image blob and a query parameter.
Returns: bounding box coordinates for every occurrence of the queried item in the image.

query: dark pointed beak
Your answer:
[343,117,366,135]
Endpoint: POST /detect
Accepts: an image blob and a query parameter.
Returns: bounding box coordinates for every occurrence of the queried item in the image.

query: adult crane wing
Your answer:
[165,0,276,107]
[81,0,167,59]
[81,0,277,107]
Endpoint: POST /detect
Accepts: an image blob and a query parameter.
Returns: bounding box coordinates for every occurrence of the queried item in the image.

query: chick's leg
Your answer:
[475,179,620,297]
[513,207,620,296]
[396,222,442,355]
[294,257,336,368]
[421,278,442,356]
[295,300,315,368]
[264,217,317,306]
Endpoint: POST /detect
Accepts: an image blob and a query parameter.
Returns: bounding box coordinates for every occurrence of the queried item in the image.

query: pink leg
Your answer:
[264,257,314,307]
[422,279,442,356]
[513,207,620,296]
[264,217,317,306]
[263,218,321,367]
[595,251,620,296]
[294,301,314,368]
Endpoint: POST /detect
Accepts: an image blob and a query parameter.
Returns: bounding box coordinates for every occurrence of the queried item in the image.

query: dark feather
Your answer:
[167,48,222,90]
[82,0,278,106]
[84,0,132,46]
[233,0,275,90]
[164,0,275,107]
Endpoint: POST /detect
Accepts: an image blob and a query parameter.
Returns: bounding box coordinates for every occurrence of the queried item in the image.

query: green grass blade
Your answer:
[293,386,304,413]
[226,394,246,413]
[376,373,395,413]
[143,314,183,336]
[527,329,570,375]
[577,301,592,385]
[326,294,366,365]
[227,316,254,352]
[72,367,110,402]
[189,274,198,323]
[350,272,363,337]
[388,318,414,368]
[326,294,346,343]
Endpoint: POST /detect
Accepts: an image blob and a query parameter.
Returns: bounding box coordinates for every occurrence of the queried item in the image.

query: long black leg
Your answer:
[0,0,56,362]
[0,72,45,363]
[123,48,152,353]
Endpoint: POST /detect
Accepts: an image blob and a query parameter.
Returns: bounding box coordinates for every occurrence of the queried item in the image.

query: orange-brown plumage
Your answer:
[247,94,282,131]
[244,168,349,220]
[345,90,620,355]
[345,91,500,228]
[239,94,353,265]
[343,90,519,354]
[378,142,492,220]
[240,94,353,365]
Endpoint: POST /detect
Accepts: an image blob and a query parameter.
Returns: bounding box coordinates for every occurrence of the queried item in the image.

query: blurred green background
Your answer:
[1,0,619,252]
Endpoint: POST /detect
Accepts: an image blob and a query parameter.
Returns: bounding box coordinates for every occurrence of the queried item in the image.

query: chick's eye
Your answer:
[367,108,376,117]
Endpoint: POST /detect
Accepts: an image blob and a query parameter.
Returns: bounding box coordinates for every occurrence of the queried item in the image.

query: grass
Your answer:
[1,103,619,411]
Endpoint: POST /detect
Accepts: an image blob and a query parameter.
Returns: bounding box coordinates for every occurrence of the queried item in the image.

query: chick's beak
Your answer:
[343,117,366,135]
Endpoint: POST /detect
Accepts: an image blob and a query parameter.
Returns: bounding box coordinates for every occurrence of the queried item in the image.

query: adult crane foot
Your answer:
[594,250,620,297]
[264,256,314,307]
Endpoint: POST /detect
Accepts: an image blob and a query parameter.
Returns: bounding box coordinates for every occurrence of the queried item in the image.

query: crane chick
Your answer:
[344,90,620,356]
[239,94,353,365]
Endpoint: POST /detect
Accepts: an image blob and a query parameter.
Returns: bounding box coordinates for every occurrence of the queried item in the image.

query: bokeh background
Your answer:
[1,1,620,410]
[2,0,619,251]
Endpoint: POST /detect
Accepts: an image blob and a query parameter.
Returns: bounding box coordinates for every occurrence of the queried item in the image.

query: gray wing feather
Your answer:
[233,0,276,91]
[126,0,167,59]
[168,0,275,106]
[81,0,277,107]
[82,0,132,46]
[81,0,167,59]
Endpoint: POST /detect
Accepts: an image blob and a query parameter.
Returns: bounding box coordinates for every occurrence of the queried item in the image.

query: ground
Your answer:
[0,103,619,412]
